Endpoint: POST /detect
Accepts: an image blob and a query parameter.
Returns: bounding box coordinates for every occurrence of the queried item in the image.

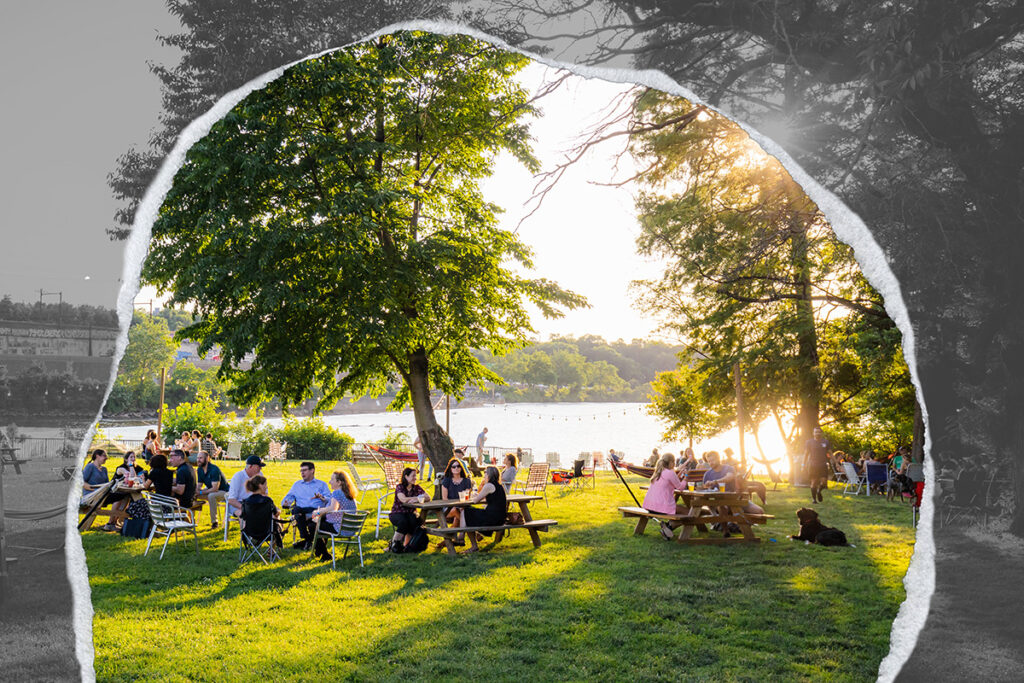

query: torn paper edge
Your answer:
[73,19,932,682]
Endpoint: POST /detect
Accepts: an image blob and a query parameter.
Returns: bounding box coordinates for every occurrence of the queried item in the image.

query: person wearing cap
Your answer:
[168,449,197,510]
[228,455,265,518]
[280,461,331,550]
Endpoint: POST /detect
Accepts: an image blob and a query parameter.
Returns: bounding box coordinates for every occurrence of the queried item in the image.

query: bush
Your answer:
[380,429,411,450]
[276,416,354,461]
[162,391,230,444]
[227,408,277,460]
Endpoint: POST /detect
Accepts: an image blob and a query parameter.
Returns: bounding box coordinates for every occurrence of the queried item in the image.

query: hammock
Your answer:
[623,463,655,479]
[4,504,67,521]
[364,443,419,463]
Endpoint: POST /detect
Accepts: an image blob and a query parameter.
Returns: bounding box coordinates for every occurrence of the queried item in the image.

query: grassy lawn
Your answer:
[82,462,915,682]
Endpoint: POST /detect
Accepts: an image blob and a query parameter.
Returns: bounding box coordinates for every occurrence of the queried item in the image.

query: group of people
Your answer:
[801,427,924,502]
[136,428,224,464]
[641,450,765,539]
[388,450,518,554]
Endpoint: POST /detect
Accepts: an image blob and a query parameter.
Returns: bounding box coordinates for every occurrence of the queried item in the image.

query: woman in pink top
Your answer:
[643,453,688,515]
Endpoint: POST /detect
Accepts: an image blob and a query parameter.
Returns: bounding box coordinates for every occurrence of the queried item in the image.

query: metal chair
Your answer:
[143,492,199,559]
[348,462,385,504]
[841,462,866,495]
[312,510,370,568]
[374,460,404,539]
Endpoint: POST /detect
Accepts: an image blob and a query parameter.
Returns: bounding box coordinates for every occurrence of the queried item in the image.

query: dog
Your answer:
[791,507,849,546]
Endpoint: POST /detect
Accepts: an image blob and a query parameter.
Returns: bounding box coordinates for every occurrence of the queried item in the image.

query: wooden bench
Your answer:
[618,506,774,544]
[1,447,29,475]
[425,519,559,552]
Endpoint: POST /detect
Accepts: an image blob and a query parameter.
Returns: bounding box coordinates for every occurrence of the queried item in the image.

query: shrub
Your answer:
[380,429,411,450]
[276,416,353,461]
[162,391,230,444]
[227,408,277,460]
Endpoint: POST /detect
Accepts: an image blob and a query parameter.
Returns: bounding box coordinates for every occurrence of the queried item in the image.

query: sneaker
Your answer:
[292,541,311,550]
[659,524,674,541]
[102,523,118,532]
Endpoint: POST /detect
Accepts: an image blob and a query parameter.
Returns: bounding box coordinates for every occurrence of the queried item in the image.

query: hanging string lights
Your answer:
[499,404,647,422]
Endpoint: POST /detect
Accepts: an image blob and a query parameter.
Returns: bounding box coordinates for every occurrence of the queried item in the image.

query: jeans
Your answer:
[290,506,317,542]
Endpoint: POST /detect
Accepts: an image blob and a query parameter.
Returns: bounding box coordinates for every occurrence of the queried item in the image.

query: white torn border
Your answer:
[71,20,933,681]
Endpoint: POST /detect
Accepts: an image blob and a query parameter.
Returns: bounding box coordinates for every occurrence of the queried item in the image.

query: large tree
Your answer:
[629,92,913,469]
[143,32,584,469]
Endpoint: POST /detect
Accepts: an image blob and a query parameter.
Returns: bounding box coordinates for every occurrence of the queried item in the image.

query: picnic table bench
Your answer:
[408,494,557,556]
[1,446,29,475]
[621,489,774,544]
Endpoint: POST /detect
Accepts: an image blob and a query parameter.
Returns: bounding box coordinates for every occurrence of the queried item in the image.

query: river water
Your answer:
[105,401,788,471]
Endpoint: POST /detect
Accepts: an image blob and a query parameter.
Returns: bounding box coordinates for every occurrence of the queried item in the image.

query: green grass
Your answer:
[83,463,915,682]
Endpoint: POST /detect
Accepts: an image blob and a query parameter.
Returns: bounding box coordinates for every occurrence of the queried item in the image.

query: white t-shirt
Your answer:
[227,469,253,513]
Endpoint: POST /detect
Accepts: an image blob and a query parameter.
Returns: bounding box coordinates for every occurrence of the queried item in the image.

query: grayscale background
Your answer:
[1,1,1020,680]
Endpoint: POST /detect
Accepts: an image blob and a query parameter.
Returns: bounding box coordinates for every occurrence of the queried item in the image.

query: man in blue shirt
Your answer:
[281,461,330,550]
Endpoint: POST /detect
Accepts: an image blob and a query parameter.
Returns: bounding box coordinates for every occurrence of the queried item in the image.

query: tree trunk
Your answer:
[406,347,453,475]
[790,226,821,486]
[912,395,925,462]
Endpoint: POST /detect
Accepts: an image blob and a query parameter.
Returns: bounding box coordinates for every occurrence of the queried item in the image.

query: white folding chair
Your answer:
[842,462,866,495]
[144,493,199,559]
[348,462,385,504]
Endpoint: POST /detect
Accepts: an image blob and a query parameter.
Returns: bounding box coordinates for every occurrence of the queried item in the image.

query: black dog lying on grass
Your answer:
[791,507,850,546]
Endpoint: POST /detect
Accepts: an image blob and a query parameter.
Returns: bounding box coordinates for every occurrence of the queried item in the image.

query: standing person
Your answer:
[310,469,359,562]
[388,467,429,553]
[281,461,331,550]
[475,427,488,465]
[168,449,197,510]
[227,455,265,522]
[802,427,832,504]
[414,436,433,481]
[195,451,230,529]
[457,466,506,553]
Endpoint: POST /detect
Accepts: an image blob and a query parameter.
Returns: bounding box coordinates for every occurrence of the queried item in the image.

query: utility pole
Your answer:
[39,290,63,328]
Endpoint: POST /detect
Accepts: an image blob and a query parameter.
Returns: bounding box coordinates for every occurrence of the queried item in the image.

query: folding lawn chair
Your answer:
[143,492,199,559]
[312,510,370,569]
[842,462,866,495]
[239,495,280,564]
[517,462,550,506]
[348,462,385,504]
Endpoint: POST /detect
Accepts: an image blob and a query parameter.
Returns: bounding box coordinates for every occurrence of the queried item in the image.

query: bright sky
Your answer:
[136,60,669,344]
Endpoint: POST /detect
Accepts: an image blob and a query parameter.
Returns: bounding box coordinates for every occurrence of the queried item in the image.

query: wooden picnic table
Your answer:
[0,445,28,475]
[406,494,557,556]
[623,488,772,544]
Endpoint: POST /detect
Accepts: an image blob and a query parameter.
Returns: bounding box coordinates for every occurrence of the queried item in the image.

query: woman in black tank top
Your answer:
[460,466,507,552]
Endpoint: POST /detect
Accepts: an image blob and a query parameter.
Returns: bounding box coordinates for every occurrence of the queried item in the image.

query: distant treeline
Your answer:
[475,335,683,402]
[0,296,119,328]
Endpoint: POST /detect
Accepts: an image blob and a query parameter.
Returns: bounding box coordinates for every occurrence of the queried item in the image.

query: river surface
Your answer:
[104,402,789,471]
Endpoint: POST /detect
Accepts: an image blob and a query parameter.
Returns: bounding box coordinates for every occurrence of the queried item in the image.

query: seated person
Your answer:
[701,451,764,525]
[607,448,623,465]
[500,452,519,493]
[228,456,266,526]
[147,454,174,498]
[642,453,688,539]
[440,457,474,545]
[281,461,331,551]
[141,429,163,462]
[168,449,197,510]
[388,467,429,553]
[310,469,359,562]
[195,451,230,529]
[201,432,223,460]
[457,466,507,553]
[82,449,109,494]
[676,447,698,475]
[644,448,660,468]
[114,451,147,484]
[457,448,482,477]
[240,475,282,549]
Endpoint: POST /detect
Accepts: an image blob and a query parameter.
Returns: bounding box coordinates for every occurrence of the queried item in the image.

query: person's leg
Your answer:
[292,507,316,546]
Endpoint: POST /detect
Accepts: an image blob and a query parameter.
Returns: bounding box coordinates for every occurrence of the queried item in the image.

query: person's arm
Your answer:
[280,482,297,507]
[470,483,492,504]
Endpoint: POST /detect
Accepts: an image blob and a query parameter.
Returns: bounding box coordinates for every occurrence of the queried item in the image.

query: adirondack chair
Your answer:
[374,459,404,539]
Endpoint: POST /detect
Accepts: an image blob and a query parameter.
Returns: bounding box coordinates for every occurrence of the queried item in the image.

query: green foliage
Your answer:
[275,416,354,461]
[115,312,178,406]
[162,391,230,444]
[226,408,276,461]
[630,92,914,452]
[379,429,411,450]
[153,306,196,333]
[0,366,107,415]
[165,363,225,408]
[142,31,584,458]
[648,366,728,443]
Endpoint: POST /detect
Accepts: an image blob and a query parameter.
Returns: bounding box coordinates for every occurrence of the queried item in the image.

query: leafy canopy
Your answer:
[145,31,584,413]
